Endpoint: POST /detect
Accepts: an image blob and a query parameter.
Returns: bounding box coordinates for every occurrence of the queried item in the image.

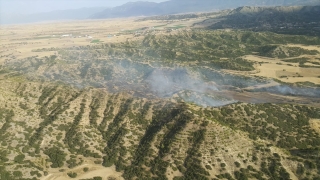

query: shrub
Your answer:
[14,154,25,163]
[67,172,77,178]
[205,165,212,170]
[83,167,89,172]
[220,163,226,168]
[234,161,241,168]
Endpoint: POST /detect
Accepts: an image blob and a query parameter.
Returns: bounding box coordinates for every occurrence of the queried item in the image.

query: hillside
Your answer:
[0,78,320,180]
[209,6,320,36]
[19,30,320,88]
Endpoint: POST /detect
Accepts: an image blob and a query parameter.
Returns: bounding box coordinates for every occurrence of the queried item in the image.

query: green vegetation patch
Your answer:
[283,57,309,64]
[257,46,318,59]
[91,39,102,43]
[166,25,186,29]
[44,147,67,168]
[154,24,167,28]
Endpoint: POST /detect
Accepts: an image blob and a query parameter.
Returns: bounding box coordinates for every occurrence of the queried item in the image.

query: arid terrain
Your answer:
[0,17,206,63]
[0,6,320,180]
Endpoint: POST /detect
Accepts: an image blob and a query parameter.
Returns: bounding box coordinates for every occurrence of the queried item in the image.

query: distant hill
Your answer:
[1,0,320,24]
[91,0,320,19]
[0,7,107,25]
[209,6,320,36]
[90,2,162,18]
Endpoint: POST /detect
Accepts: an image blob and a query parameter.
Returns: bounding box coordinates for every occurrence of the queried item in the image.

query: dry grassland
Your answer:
[0,17,203,65]
[244,51,320,85]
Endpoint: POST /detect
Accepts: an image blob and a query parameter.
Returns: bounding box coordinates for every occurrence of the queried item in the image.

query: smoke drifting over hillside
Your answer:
[146,68,217,97]
[4,58,320,107]
[145,68,237,107]
[254,85,320,97]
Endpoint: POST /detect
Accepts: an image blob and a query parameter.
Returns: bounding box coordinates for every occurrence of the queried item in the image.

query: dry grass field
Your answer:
[0,17,206,65]
[243,52,320,85]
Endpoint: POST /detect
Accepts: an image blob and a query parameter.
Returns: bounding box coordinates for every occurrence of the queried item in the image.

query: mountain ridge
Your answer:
[3,0,319,24]
[209,5,320,36]
[90,1,162,18]
[91,0,320,19]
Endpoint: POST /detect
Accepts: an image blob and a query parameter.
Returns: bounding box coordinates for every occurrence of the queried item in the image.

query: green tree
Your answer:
[14,154,25,163]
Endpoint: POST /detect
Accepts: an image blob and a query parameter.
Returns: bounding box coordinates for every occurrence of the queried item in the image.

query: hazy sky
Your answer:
[0,0,167,15]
